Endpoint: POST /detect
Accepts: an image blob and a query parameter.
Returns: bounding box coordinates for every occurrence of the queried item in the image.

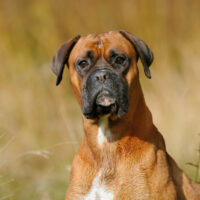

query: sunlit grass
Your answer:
[0,0,200,199]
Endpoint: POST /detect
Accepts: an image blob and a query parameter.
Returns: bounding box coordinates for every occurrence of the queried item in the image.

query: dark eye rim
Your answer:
[114,56,127,65]
[78,60,89,68]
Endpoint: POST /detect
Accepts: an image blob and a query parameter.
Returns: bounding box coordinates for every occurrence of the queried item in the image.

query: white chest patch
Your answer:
[83,172,114,200]
[97,116,111,145]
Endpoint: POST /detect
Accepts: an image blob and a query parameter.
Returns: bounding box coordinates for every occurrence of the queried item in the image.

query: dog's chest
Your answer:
[83,172,114,200]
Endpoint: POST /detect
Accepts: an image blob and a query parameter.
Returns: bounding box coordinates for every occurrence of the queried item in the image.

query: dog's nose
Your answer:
[94,70,108,83]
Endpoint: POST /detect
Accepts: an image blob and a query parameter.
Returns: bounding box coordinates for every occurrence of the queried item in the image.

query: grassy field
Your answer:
[0,0,200,199]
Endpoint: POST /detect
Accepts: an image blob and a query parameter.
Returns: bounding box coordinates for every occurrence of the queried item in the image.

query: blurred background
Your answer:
[0,0,200,199]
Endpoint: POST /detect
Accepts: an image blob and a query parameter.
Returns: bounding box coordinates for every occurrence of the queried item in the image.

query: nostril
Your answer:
[96,76,99,81]
[94,70,109,83]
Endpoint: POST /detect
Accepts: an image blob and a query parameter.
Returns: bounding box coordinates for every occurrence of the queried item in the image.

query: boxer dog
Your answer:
[51,30,200,200]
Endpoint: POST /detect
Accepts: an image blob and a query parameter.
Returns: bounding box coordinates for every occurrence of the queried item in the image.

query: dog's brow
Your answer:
[109,49,128,57]
[78,50,93,59]
[87,51,93,58]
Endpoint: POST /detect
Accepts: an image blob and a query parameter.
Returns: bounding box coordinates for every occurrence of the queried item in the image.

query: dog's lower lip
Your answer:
[95,91,116,107]
[96,96,116,107]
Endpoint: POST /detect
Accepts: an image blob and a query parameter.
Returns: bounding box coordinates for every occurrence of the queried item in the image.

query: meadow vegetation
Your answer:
[0,0,200,199]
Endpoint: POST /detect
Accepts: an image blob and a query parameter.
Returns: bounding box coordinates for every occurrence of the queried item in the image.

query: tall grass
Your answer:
[0,0,200,199]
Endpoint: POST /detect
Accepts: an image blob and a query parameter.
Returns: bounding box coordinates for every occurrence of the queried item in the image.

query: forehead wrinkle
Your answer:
[102,32,134,52]
[97,38,103,49]
[79,34,104,53]
[97,41,103,58]
[96,36,106,59]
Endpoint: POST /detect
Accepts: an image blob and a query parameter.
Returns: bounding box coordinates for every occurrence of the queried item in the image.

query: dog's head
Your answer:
[51,30,153,119]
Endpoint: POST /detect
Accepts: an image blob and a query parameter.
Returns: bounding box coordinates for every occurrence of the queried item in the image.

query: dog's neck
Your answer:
[81,80,158,160]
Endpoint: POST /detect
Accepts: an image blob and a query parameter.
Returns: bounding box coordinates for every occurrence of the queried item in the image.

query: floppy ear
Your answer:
[51,35,81,85]
[119,30,154,79]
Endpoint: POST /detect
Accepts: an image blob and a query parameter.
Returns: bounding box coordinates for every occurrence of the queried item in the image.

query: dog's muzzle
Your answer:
[81,68,129,119]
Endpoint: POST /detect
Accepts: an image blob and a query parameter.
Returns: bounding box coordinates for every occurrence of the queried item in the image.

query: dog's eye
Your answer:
[115,56,126,65]
[79,60,89,68]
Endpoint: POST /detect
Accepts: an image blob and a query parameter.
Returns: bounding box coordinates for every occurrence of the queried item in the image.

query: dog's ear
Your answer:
[119,30,154,79]
[51,35,81,85]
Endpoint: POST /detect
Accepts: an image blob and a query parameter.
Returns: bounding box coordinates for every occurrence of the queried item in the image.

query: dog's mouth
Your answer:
[82,89,120,119]
[95,90,118,116]
[82,69,129,119]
